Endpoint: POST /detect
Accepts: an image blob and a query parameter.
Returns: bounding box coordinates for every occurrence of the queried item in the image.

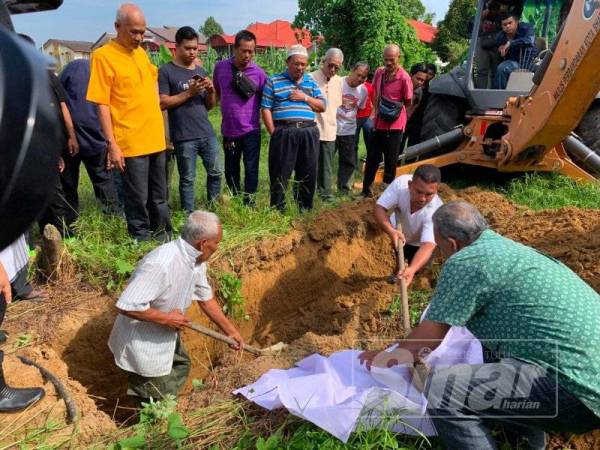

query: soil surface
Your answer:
[0,186,598,448]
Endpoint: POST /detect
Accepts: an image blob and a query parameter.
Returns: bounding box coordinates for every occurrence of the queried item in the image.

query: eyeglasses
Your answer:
[327,63,341,71]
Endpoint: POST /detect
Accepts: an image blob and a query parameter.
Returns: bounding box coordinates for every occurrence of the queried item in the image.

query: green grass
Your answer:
[501,173,600,210]
[67,108,363,291]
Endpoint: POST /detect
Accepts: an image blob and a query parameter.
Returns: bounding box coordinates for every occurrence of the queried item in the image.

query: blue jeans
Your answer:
[174,137,222,212]
[493,60,520,89]
[223,130,261,204]
[426,358,600,450]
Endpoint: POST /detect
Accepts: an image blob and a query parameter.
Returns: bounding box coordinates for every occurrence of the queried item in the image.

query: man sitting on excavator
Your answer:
[493,12,538,89]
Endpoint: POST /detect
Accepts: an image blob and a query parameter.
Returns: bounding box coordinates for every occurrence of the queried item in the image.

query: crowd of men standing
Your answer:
[41,2,438,242]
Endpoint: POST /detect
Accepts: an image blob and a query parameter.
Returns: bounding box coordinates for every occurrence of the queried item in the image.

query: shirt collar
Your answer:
[176,237,202,267]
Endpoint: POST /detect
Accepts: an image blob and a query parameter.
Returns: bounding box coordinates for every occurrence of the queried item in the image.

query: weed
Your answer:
[191,378,205,390]
[217,272,246,319]
[13,333,34,350]
[108,396,190,450]
[387,290,431,327]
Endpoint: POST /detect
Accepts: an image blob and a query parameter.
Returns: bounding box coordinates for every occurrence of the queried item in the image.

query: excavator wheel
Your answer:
[418,94,469,158]
[575,102,600,156]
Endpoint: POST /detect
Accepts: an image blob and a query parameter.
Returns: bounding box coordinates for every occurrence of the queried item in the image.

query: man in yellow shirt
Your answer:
[87,3,171,242]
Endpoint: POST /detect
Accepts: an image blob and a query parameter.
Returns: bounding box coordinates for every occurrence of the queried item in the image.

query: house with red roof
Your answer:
[407,19,438,44]
[209,18,437,55]
[209,19,312,54]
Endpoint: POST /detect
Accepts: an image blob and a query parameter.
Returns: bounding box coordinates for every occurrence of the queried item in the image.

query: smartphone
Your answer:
[192,74,205,82]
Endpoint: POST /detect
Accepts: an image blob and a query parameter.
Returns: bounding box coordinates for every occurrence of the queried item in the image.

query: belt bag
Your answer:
[232,64,258,100]
[378,96,403,123]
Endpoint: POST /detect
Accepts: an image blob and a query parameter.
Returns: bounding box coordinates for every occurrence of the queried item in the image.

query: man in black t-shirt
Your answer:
[18,34,79,237]
[159,26,222,211]
[60,59,122,219]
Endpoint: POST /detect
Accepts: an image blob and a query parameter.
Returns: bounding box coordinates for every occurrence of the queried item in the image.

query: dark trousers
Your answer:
[362,130,404,195]
[127,335,191,400]
[122,151,172,242]
[38,169,72,237]
[11,267,33,300]
[336,134,357,192]
[354,117,374,155]
[223,130,261,204]
[427,358,600,450]
[269,125,319,211]
[317,140,336,200]
[61,149,122,221]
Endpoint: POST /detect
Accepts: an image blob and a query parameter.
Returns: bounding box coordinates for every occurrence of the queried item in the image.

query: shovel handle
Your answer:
[395,222,412,332]
[185,322,263,356]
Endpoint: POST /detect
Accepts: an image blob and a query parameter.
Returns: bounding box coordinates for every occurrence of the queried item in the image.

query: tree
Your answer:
[199,16,224,38]
[431,0,477,65]
[398,0,426,20]
[293,0,436,72]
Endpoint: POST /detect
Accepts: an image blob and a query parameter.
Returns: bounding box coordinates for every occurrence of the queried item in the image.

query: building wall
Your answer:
[43,43,90,71]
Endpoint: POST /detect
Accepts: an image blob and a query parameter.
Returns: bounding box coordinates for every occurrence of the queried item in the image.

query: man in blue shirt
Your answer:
[60,59,121,218]
[261,45,326,211]
[492,13,538,89]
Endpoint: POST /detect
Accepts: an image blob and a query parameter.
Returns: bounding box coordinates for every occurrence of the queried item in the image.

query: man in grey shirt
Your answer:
[108,211,243,401]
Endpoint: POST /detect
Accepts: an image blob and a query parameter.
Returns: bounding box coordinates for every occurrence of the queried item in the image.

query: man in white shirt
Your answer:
[374,164,443,286]
[311,48,344,201]
[108,210,243,401]
[336,62,369,194]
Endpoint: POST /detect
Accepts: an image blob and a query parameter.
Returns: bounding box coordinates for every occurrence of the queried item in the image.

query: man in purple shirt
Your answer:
[213,30,267,205]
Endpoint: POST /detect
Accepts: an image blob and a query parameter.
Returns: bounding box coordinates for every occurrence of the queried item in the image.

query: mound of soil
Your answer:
[0,187,598,448]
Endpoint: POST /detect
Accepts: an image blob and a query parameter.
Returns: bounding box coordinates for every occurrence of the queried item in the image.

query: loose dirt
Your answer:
[0,185,598,448]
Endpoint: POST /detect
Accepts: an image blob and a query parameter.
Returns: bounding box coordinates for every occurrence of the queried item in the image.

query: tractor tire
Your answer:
[418,94,469,157]
[575,102,600,155]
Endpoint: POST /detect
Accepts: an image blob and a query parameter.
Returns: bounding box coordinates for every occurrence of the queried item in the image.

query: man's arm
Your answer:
[60,102,79,156]
[117,307,190,330]
[0,262,12,304]
[97,104,125,172]
[197,298,244,349]
[159,80,204,110]
[399,242,436,286]
[358,320,451,371]
[261,108,275,135]
[198,78,217,111]
[374,204,405,246]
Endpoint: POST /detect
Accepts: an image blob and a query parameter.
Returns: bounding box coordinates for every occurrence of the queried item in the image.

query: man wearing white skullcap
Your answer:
[261,44,326,211]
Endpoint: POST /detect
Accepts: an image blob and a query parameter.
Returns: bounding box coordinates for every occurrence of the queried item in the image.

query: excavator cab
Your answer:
[397,0,600,180]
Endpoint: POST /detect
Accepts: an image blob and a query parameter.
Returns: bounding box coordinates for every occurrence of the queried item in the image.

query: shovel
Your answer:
[394,222,412,333]
[185,322,288,356]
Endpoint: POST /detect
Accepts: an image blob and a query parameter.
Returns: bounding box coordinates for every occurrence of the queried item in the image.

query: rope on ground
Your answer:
[17,355,78,424]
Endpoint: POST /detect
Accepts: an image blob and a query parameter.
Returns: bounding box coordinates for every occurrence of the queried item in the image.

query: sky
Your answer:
[12,0,451,48]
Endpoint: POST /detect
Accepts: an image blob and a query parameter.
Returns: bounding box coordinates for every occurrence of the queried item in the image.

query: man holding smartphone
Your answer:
[159,26,222,211]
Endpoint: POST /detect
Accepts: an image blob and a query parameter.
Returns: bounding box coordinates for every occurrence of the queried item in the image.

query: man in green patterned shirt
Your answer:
[359,201,600,449]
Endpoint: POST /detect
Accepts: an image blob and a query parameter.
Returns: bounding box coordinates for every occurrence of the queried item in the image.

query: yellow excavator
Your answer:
[377,0,600,182]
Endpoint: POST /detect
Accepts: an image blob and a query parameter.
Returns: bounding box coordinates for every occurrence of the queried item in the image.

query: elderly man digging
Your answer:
[108,211,243,401]
[360,201,600,450]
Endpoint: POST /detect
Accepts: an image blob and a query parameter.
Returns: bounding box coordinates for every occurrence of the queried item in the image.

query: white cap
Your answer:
[287,44,308,59]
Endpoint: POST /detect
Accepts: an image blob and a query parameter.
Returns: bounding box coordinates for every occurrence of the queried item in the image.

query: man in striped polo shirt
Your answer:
[108,211,243,401]
[261,45,326,211]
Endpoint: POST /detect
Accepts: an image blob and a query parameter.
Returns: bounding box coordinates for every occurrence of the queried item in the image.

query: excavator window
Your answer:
[472,0,568,90]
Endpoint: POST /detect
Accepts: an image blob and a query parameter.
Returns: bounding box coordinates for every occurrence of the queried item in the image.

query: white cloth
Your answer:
[0,235,29,281]
[376,175,443,246]
[336,77,368,136]
[235,326,482,443]
[108,238,213,377]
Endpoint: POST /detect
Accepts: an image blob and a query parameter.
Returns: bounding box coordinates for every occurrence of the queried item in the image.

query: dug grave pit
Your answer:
[0,187,598,449]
